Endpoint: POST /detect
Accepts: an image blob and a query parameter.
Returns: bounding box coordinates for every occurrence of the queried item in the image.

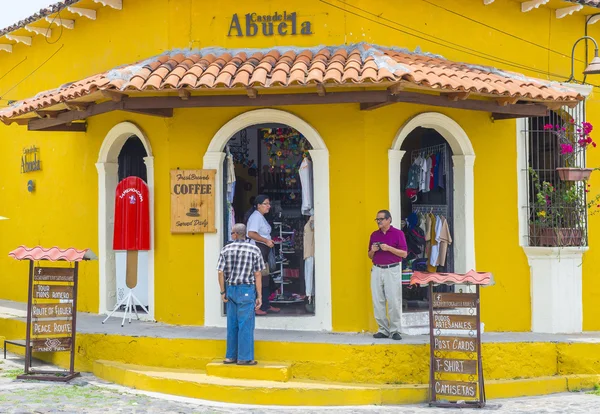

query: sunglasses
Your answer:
[374,218,387,222]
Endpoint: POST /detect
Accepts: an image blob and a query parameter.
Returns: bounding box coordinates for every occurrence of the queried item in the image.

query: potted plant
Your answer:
[528,168,600,247]
[543,121,595,181]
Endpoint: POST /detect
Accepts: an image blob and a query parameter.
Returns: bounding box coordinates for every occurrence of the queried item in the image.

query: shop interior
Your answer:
[400,127,454,311]
[224,124,315,316]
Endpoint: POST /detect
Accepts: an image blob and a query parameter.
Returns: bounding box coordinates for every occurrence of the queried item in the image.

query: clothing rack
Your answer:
[411,143,449,176]
[411,204,449,216]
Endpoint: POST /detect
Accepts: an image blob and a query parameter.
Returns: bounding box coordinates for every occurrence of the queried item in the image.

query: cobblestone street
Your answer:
[0,355,598,414]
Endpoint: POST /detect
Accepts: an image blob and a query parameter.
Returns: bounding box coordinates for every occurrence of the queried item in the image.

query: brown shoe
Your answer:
[267,306,280,313]
[256,309,268,316]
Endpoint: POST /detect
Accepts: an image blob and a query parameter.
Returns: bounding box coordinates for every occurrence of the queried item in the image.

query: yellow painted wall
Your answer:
[0,0,599,331]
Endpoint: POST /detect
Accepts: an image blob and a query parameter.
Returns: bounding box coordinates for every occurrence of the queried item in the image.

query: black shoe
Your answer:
[373,332,389,339]
[391,333,402,341]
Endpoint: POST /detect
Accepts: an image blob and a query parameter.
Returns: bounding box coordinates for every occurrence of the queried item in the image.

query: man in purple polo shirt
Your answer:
[368,209,408,340]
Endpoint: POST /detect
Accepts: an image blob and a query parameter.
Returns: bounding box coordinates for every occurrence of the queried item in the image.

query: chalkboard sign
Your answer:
[428,286,486,408]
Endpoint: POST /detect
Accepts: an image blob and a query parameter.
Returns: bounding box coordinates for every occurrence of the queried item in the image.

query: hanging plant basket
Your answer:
[556,168,593,181]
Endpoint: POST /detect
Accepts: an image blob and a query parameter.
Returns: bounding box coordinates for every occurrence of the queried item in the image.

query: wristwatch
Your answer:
[220,290,226,295]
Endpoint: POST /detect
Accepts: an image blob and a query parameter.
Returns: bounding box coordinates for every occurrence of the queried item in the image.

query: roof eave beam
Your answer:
[5,34,32,46]
[122,108,174,118]
[93,0,123,10]
[0,44,12,53]
[483,0,495,4]
[556,5,583,19]
[67,7,97,20]
[521,0,549,13]
[28,122,87,132]
[24,25,51,38]
[45,16,75,29]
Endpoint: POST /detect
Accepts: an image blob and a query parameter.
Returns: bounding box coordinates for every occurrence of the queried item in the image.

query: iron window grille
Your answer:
[523,104,588,247]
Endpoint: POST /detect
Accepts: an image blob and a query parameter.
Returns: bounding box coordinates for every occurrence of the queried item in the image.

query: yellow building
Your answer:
[1,0,600,339]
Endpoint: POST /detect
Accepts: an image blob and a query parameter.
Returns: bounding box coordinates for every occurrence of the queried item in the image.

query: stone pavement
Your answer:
[1,354,599,413]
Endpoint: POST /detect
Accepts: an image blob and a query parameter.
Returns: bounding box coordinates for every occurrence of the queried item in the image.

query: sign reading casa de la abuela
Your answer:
[228,11,313,37]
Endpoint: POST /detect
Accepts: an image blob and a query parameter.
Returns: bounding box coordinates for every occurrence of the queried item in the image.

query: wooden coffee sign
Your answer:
[170,169,216,234]
[34,267,75,282]
[428,285,486,408]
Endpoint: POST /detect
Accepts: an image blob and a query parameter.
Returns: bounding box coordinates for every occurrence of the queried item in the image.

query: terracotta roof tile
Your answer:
[9,245,98,262]
[0,44,584,120]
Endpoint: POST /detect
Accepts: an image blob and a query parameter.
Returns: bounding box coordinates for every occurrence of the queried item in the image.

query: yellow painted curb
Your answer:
[93,360,428,406]
[92,360,600,406]
[206,360,291,382]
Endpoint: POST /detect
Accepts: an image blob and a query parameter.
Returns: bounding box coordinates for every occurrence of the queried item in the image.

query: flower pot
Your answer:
[556,168,593,181]
[539,227,584,247]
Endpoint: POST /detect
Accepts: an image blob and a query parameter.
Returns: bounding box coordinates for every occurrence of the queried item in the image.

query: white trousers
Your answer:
[305,256,315,297]
[371,265,402,335]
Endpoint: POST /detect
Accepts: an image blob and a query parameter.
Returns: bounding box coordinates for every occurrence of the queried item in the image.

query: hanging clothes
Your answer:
[426,213,438,272]
[429,154,437,191]
[437,152,445,189]
[300,157,314,215]
[429,215,443,268]
[226,149,236,241]
[436,216,453,267]
[304,216,315,298]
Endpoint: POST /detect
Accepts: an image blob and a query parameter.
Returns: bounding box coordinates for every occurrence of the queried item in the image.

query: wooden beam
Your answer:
[26,90,551,129]
[496,97,519,106]
[246,87,258,99]
[101,90,126,102]
[28,101,122,131]
[178,89,191,100]
[93,0,123,10]
[446,92,471,102]
[316,83,326,97]
[65,102,92,111]
[556,5,583,19]
[24,25,51,38]
[388,83,404,95]
[521,0,549,13]
[67,7,97,20]
[0,44,13,53]
[491,113,527,120]
[123,108,174,118]
[45,16,75,29]
[360,91,548,117]
[5,34,32,46]
[28,123,87,132]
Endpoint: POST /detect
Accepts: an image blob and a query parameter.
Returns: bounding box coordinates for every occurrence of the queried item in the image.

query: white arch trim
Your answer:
[204,109,332,331]
[96,121,155,321]
[389,112,476,278]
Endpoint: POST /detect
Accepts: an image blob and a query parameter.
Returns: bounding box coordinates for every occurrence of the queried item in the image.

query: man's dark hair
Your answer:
[377,209,392,219]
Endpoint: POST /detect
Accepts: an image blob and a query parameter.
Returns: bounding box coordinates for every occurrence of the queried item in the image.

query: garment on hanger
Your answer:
[226,149,236,241]
[429,215,443,268]
[429,154,437,191]
[438,152,445,189]
[436,216,452,266]
[304,216,315,297]
[299,157,314,215]
[426,213,437,272]
[424,156,432,192]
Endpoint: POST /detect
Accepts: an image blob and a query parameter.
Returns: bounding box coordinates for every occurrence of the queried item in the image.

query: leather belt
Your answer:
[374,263,400,269]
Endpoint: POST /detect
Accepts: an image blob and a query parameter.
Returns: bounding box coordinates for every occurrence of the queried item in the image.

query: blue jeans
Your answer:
[226,284,256,362]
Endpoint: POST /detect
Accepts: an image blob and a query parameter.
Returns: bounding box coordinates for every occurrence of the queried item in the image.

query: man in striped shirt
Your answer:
[218,223,265,365]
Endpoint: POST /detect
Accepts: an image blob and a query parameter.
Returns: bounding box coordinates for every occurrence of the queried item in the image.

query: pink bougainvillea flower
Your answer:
[560,143,574,154]
[583,122,593,134]
[570,119,575,124]
[587,137,593,144]
[543,124,554,130]
[579,139,587,147]
[594,142,597,148]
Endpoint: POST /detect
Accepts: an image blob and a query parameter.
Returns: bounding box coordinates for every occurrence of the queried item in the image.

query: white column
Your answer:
[309,148,333,331]
[203,151,226,328]
[143,156,156,320]
[525,247,586,333]
[452,155,476,293]
[96,161,119,314]
[388,149,406,222]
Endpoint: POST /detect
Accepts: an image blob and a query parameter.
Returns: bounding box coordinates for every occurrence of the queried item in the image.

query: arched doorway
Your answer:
[203,109,332,331]
[389,112,476,276]
[96,121,155,320]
